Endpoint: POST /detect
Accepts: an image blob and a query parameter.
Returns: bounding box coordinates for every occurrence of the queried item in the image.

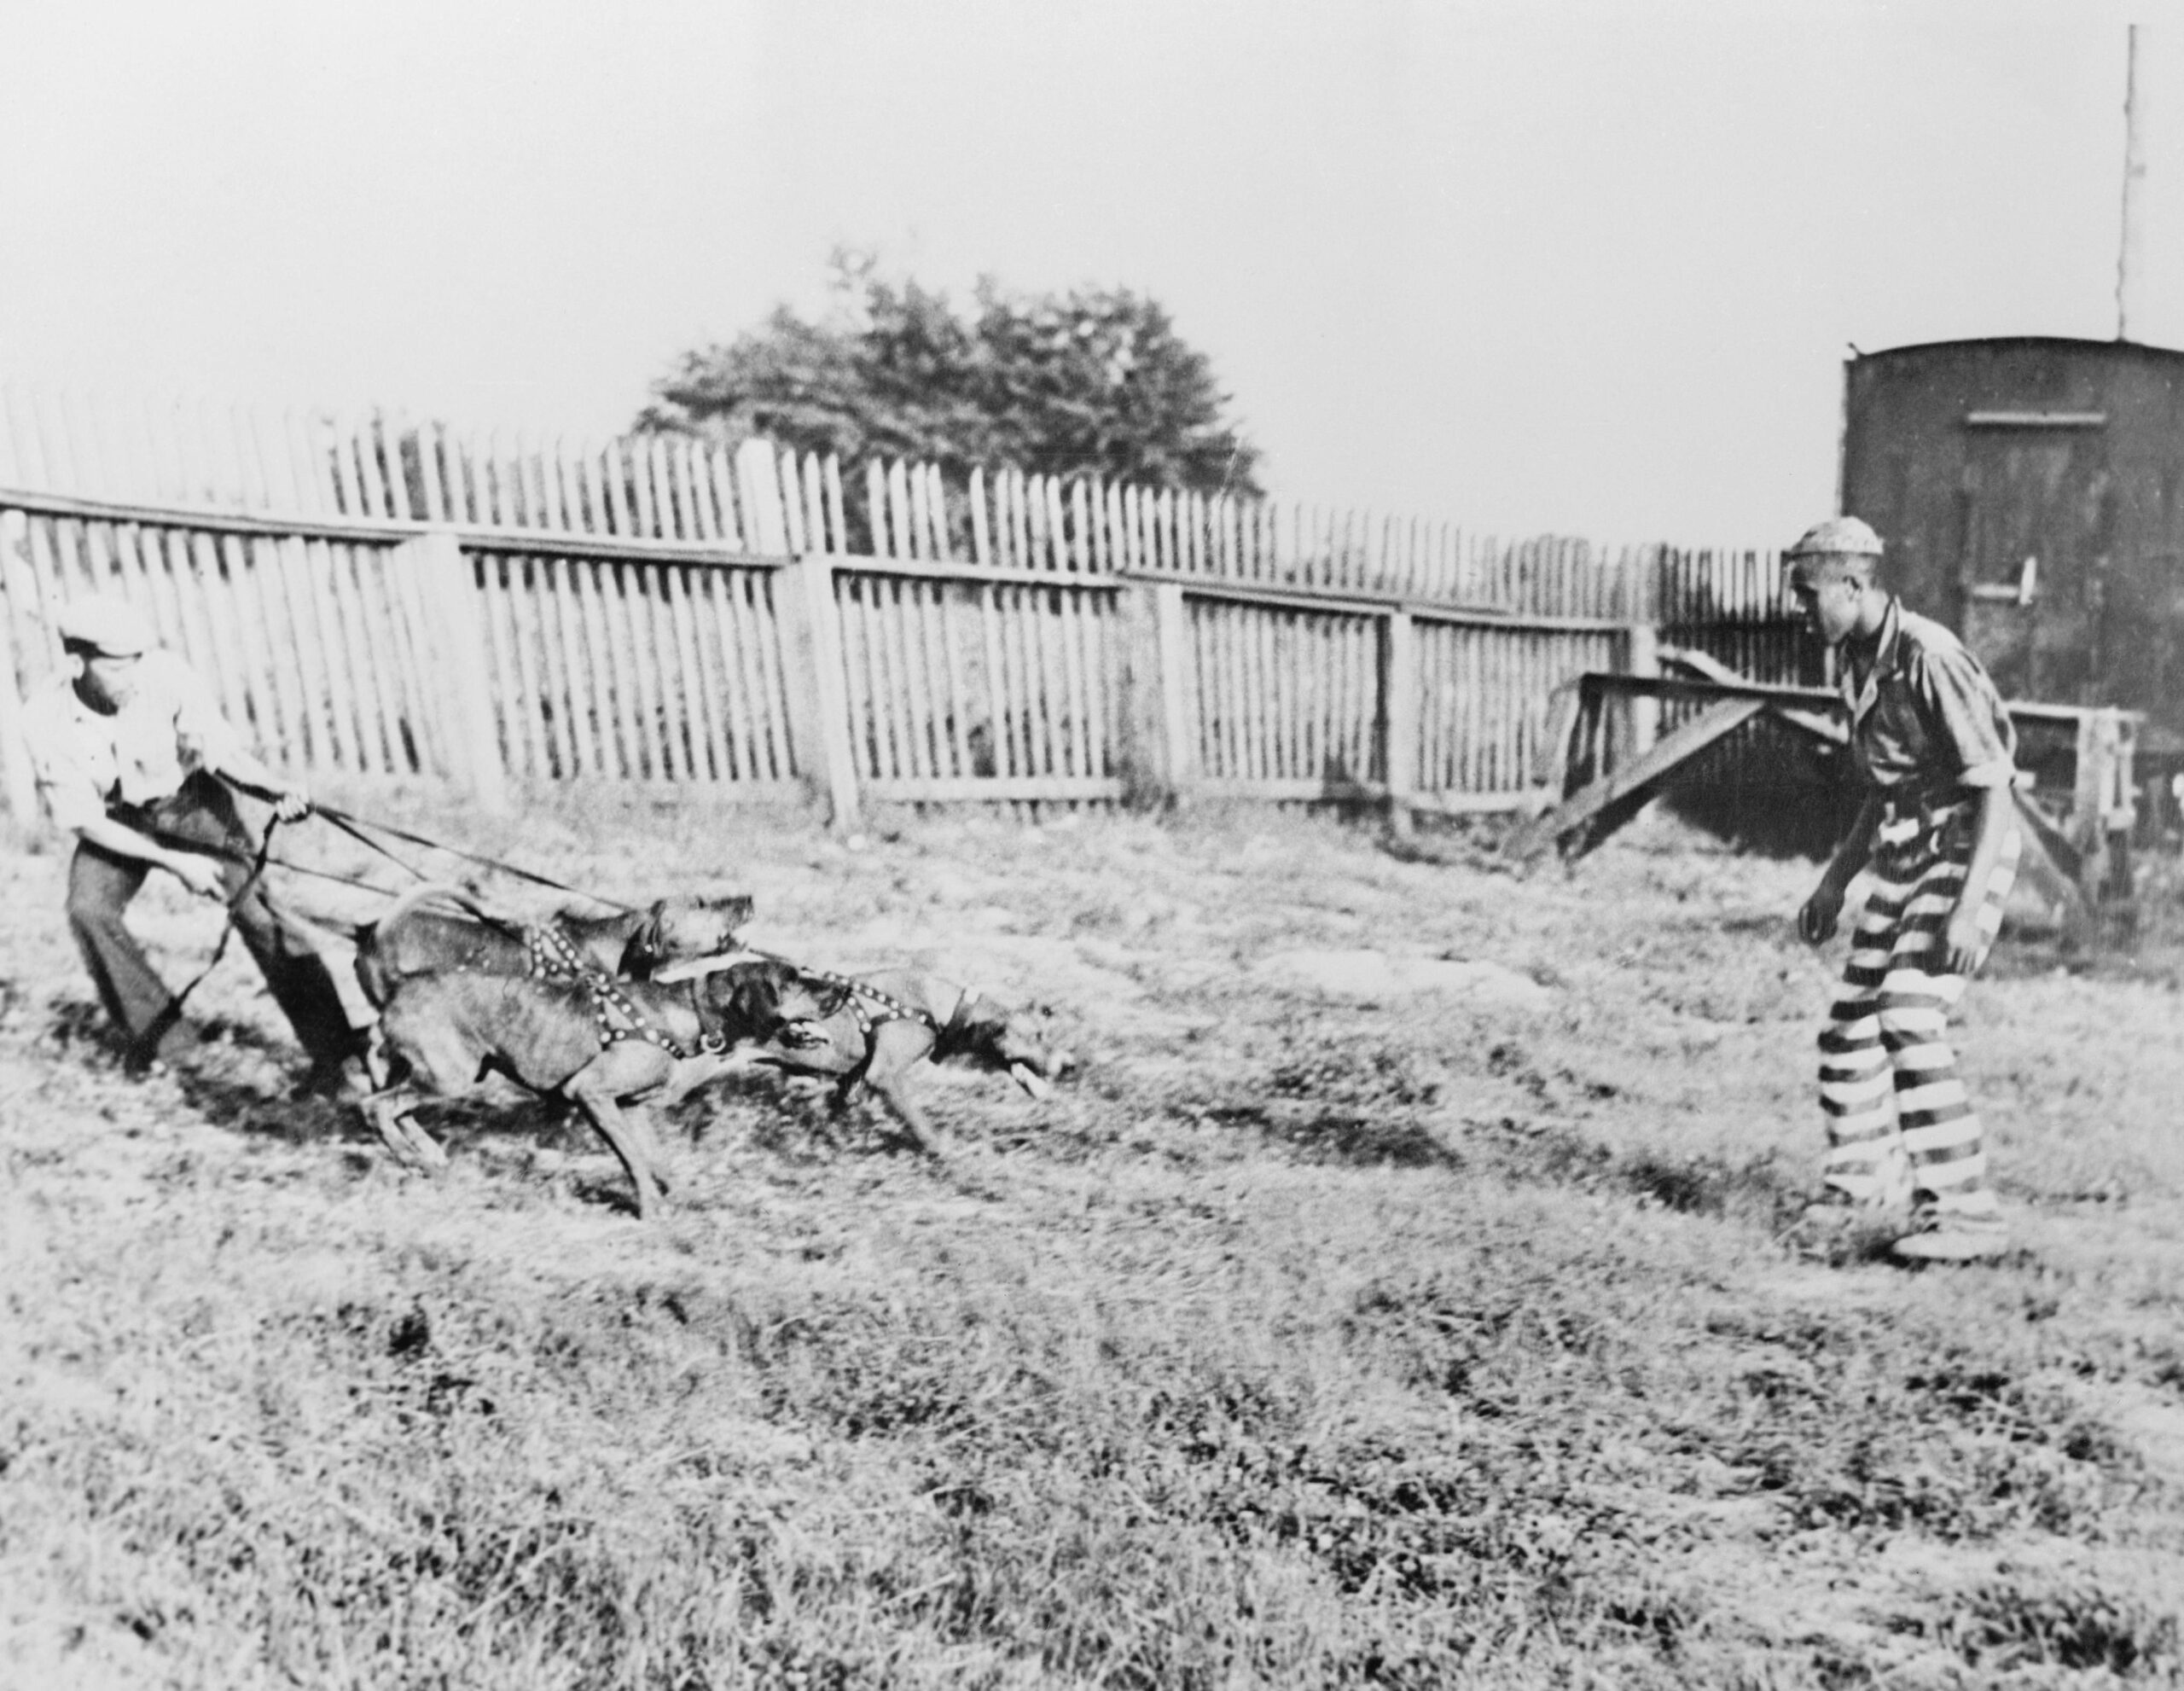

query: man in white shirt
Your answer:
[20,593,368,1088]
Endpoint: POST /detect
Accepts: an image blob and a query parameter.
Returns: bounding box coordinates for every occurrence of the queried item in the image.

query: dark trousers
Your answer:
[67,773,362,1070]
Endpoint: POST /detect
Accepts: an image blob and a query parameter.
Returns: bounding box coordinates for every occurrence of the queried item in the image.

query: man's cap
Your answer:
[55,593,154,657]
[1784,515,1884,561]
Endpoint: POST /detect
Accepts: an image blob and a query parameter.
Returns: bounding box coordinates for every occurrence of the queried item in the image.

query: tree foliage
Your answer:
[640,253,1260,497]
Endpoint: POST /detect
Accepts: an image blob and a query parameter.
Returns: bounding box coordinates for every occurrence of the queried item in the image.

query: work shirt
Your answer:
[1841,598,2018,805]
[19,651,246,834]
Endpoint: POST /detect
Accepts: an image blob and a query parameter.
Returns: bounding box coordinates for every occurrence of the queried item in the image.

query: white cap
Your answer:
[55,594,154,657]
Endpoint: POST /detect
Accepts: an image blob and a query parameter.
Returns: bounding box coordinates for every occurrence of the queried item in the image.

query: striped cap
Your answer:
[1785,515,1883,560]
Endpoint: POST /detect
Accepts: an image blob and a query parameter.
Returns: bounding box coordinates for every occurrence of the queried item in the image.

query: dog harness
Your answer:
[792,968,985,1053]
[524,923,727,1060]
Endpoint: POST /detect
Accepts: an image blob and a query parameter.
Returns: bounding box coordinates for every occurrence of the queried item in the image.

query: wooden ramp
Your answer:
[1504,696,1766,862]
[1504,657,1837,863]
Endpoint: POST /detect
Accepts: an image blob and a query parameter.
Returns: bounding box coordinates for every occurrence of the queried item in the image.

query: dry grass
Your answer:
[2,793,2181,1688]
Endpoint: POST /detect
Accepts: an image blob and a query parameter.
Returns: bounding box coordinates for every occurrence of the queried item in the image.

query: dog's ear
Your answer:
[618,903,671,976]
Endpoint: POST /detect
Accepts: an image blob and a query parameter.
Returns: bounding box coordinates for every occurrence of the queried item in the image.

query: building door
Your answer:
[1957,417,2111,704]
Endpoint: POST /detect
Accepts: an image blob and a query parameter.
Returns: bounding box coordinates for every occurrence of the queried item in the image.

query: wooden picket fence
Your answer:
[0,383,1811,829]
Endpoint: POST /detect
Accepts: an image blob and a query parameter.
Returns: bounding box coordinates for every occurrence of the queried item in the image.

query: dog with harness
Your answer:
[655,955,1074,1155]
[353,881,754,1010]
[363,951,828,1219]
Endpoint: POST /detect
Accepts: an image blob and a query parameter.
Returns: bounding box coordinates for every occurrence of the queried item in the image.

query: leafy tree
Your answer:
[639,251,1261,497]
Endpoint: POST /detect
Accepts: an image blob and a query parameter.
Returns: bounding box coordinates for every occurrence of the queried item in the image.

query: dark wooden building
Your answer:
[1840,335,2184,738]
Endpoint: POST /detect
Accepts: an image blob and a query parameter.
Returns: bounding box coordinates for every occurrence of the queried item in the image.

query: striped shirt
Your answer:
[1841,599,2018,802]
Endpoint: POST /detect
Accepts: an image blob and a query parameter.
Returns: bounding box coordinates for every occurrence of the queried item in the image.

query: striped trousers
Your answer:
[1816,803,2019,1217]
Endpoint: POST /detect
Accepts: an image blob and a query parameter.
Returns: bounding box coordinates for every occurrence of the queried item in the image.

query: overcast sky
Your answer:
[0,1,2174,542]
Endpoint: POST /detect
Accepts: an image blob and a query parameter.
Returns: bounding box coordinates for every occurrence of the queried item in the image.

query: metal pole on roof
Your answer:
[2117,24,2148,341]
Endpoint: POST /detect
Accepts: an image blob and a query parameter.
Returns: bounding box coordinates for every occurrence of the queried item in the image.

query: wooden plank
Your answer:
[968,465,991,566]
[1504,695,1769,862]
[568,555,624,776]
[651,435,684,538]
[803,452,829,557]
[299,537,364,772]
[657,561,707,781]
[1069,479,1091,573]
[1246,600,1272,780]
[632,563,680,777]
[385,532,461,777]
[624,433,656,537]
[746,568,799,782]
[907,461,932,561]
[1043,476,1070,574]
[230,531,300,769]
[600,437,632,536]
[771,554,858,819]
[937,581,973,779]
[723,567,776,779]
[1008,468,1031,572]
[1219,602,1246,779]
[375,413,412,523]
[523,554,572,778]
[672,437,708,542]
[980,581,1013,777]
[931,462,956,561]
[891,459,917,561]
[1005,584,1043,775]
[711,445,746,549]
[889,575,933,779]
[688,567,740,777]
[790,450,816,556]
[507,555,556,779]
[645,561,690,780]
[599,560,654,776]
[1060,582,1094,777]
[838,574,877,778]
[665,562,723,782]
[1088,478,1110,573]
[915,579,953,775]
[1086,588,1115,776]
[334,543,398,772]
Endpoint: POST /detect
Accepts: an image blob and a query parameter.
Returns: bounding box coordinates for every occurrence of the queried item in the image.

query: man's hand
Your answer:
[270,786,312,824]
[1798,881,1844,945]
[166,854,226,900]
[1941,904,1985,977]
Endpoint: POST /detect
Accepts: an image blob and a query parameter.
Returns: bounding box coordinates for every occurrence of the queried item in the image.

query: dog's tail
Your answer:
[370,881,494,938]
[354,882,500,1008]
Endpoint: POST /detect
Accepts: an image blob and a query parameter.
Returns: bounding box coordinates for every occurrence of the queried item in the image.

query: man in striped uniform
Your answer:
[1788,517,2022,1263]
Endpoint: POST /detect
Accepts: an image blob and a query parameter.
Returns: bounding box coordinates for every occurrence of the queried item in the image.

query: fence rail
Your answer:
[1,382,1812,829]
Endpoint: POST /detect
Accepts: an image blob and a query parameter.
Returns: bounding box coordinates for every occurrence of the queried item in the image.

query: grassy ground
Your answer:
[2,793,2181,1689]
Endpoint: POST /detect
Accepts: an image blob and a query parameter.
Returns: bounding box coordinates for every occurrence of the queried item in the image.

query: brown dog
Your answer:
[364,957,824,1218]
[354,882,753,1010]
[658,959,1072,1154]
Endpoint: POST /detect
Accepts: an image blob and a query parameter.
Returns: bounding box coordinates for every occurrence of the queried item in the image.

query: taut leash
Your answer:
[310,802,637,914]
[129,816,282,1069]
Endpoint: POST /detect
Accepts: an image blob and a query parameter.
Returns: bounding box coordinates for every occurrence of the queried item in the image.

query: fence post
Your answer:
[735,439,792,555]
[774,553,859,828]
[1380,609,1418,834]
[1116,578,1194,809]
[1619,621,1659,765]
[397,532,508,814]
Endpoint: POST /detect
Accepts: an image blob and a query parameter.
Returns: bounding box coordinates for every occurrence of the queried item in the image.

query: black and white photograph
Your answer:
[3,3,2181,1685]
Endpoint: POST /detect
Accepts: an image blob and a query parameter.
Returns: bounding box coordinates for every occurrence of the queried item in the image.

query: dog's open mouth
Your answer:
[781,1020,832,1050]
